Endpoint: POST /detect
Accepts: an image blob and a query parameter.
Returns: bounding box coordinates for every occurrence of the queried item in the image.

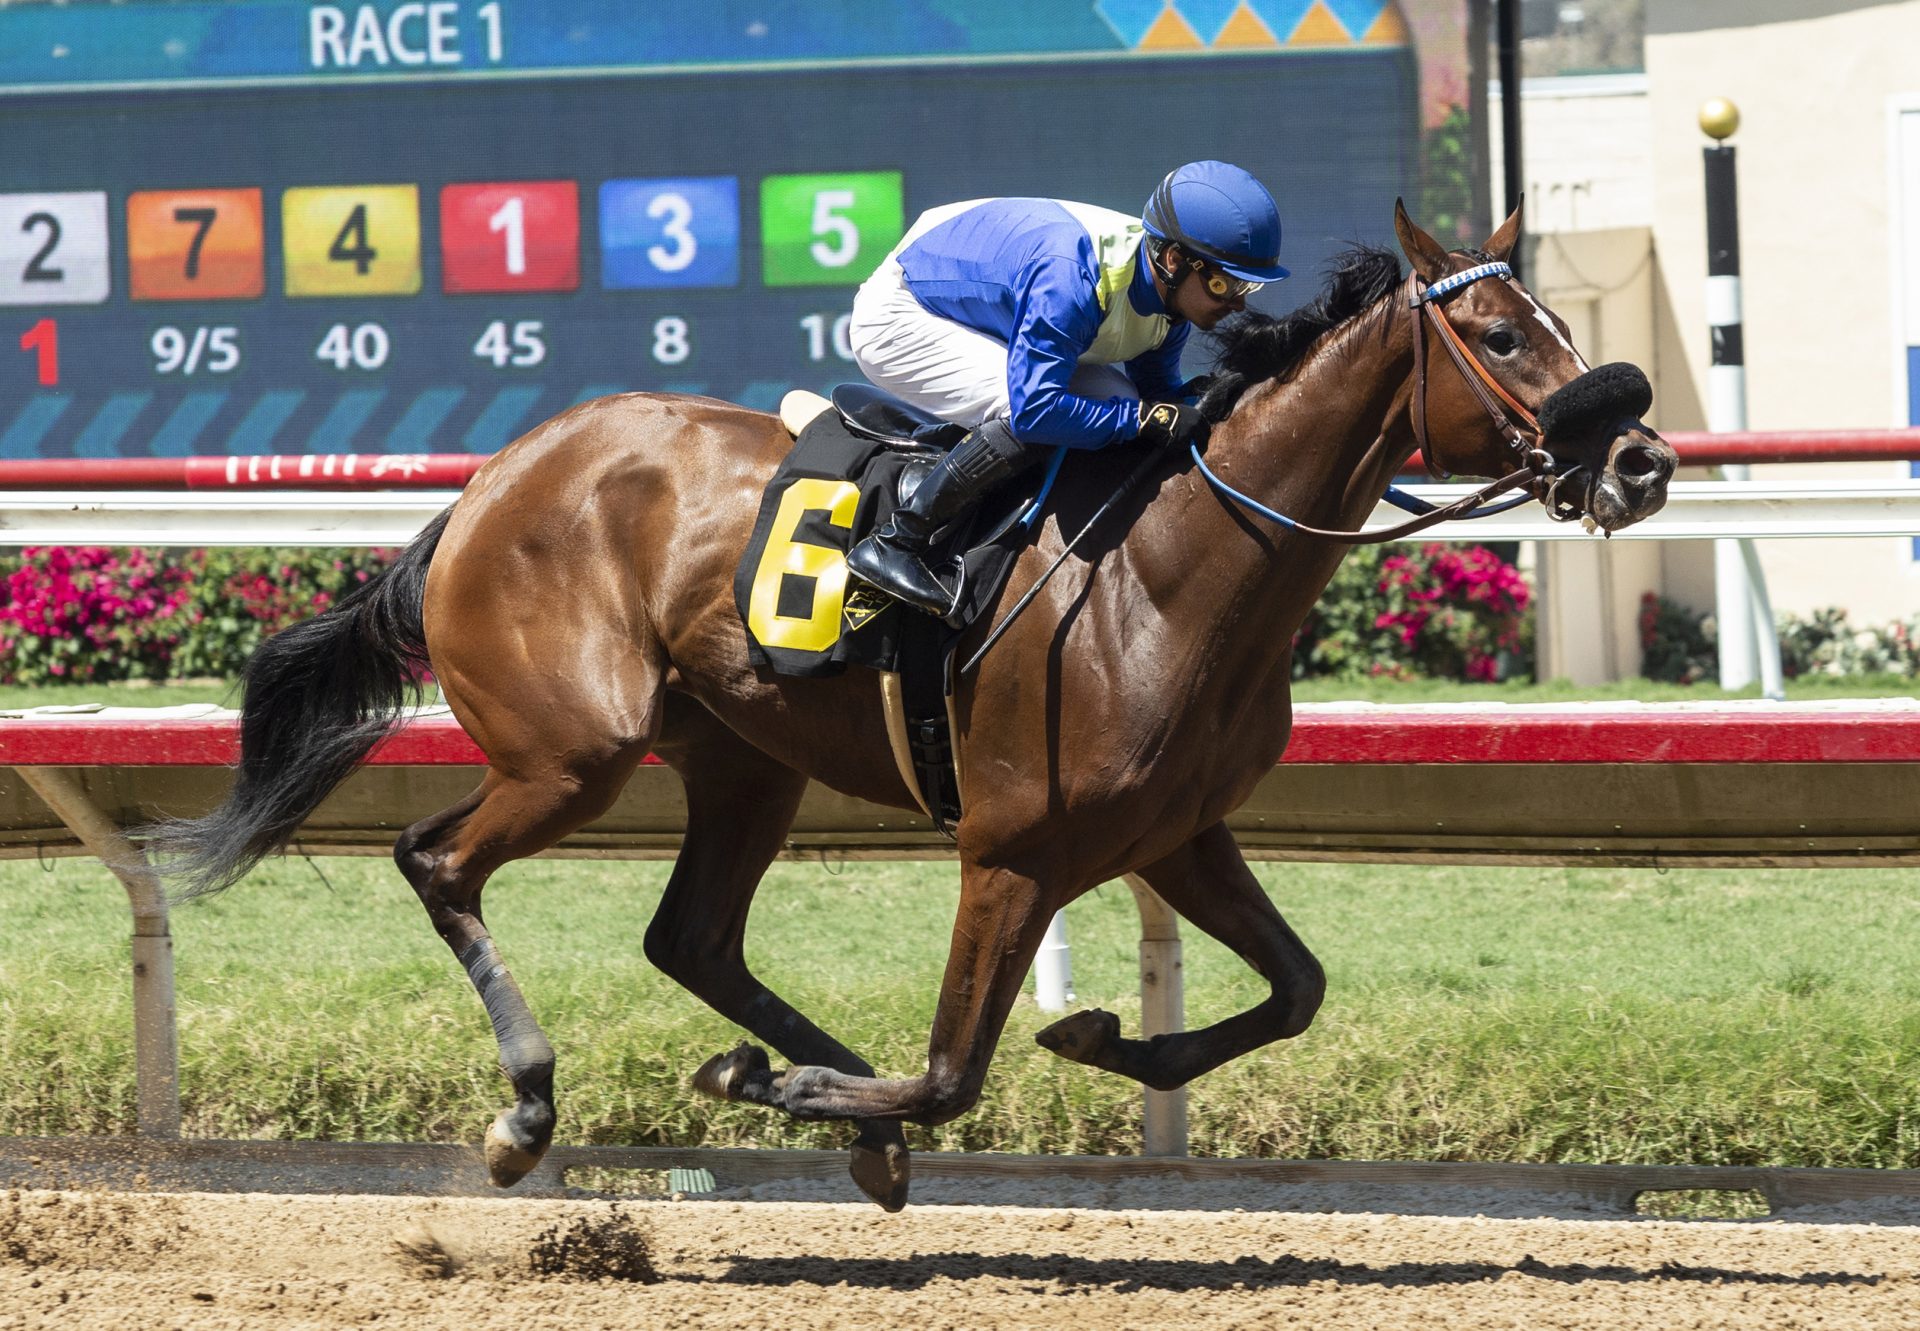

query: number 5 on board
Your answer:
[760,172,902,287]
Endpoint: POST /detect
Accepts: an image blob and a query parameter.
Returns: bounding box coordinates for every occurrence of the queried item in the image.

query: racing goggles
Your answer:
[1185,254,1264,300]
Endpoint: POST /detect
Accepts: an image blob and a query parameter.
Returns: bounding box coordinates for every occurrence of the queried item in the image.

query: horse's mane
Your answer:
[1197,244,1407,423]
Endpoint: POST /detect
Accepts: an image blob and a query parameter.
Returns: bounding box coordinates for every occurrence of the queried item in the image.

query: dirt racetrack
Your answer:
[6,1182,1920,1331]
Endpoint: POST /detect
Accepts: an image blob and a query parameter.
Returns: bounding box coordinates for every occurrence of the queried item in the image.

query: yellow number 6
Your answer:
[746,477,861,653]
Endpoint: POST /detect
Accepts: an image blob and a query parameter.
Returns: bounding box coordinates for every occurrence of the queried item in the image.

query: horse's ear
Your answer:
[1393,198,1449,286]
[1484,197,1525,263]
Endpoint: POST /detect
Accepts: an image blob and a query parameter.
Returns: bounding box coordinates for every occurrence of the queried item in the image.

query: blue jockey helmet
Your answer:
[1142,161,1289,283]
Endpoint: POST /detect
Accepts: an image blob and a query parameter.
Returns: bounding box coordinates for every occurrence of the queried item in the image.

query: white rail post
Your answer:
[1033,910,1074,1013]
[1738,539,1786,701]
[15,766,179,1138]
[1124,874,1187,1156]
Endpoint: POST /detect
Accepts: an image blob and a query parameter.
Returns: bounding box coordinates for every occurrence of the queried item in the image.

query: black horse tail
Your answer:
[149,507,453,901]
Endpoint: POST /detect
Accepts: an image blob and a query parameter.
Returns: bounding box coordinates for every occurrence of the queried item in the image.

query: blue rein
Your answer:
[1190,447,1537,532]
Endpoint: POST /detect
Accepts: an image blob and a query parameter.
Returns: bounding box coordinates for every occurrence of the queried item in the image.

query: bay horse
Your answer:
[154,203,1676,1210]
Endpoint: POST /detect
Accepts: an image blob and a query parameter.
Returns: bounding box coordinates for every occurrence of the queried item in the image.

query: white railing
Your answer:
[3,478,1919,546]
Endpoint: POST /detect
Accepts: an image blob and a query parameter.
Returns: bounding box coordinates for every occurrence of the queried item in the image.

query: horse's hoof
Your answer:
[1035,1008,1121,1065]
[849,1138,911,1213]
[484,1113,548,1188]
[692,1041,770,1102]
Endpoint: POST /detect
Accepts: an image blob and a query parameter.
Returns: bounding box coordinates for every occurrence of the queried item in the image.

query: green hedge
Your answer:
[1639,592,1920,683]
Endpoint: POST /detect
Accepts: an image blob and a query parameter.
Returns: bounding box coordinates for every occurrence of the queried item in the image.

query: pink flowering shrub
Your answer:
[0,546,394,685]
[1292,543,1534,682]
[0,546,196,683]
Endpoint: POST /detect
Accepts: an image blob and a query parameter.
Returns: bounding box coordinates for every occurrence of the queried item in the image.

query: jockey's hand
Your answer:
[1137,401,1210,453]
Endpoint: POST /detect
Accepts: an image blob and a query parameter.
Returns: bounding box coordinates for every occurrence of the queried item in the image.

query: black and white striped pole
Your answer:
[1701,98,1784,698]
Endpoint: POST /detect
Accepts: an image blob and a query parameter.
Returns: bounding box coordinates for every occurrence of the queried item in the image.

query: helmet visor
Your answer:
[1187,254,1264,300]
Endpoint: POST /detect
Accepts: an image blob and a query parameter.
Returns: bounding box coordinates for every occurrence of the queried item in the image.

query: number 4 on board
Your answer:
[329,204,378,275]
[19,317,57,386]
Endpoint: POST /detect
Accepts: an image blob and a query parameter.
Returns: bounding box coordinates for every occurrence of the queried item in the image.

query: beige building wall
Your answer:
[1481,74,1672,684]
[1490,73,1653,233]
[1525,228,1668,685]
[1647,0,1920,625]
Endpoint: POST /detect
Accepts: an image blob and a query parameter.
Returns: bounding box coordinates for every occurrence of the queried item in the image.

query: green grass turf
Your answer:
[8,851,1920,1166]
[0,680,243,711]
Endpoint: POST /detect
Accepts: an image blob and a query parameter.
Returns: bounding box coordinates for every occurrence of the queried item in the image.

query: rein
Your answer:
[1190,451,1537,545]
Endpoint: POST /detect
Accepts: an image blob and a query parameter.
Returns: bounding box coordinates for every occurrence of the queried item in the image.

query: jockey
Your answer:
[844,159,1290,615]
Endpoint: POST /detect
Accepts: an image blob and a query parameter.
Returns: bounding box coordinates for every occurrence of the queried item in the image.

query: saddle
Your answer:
[735,386,1044,833]
[825,382,968,452]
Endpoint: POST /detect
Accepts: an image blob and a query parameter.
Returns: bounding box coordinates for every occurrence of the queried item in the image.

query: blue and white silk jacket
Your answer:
[896,197,1189,449]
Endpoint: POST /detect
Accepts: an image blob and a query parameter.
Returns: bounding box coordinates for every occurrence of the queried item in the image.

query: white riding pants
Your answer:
[849,224,1137,430]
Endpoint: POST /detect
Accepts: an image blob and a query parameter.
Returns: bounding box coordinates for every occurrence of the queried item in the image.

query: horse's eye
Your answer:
[1484,325,1524,357]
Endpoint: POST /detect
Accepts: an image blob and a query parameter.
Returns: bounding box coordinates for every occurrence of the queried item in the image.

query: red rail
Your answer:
[0,454,488,490]
[2,430,1918,492]
[1657,430,1920,465]
[4,705,1917,766]
[1406,428,1920,476]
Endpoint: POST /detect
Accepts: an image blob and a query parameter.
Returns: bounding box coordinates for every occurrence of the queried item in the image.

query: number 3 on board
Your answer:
[282,185,421,297]
[746,478,861,653]
[600,177,741,289]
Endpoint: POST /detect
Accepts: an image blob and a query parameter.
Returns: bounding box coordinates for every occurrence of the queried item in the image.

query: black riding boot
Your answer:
[846,419,1027,615]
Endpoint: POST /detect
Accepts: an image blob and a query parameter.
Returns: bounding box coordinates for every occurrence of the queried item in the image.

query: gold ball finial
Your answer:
[1699,97,1740,141]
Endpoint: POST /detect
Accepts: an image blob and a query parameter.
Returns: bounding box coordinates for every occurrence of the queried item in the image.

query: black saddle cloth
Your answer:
[734,404,1036,679]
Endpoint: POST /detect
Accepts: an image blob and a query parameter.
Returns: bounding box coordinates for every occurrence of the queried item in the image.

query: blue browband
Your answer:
[1414,261,1513,303]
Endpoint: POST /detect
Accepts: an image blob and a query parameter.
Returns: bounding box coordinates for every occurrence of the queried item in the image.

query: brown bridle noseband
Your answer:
[1409,262,1590,523]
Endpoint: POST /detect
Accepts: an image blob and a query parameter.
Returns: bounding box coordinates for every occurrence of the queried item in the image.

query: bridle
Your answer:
[1186,259,1595,543]
[1409,263,1541,477]
[1408,261,1591,524]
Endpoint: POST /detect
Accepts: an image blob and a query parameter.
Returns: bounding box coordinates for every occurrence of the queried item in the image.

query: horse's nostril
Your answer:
[1613,441,1672,483]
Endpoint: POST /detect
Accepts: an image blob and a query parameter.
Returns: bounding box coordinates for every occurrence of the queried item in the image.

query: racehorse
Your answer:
[153,202,1677,1211]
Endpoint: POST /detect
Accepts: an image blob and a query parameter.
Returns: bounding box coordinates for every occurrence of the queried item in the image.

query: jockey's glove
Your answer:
[1137,401,1210,453]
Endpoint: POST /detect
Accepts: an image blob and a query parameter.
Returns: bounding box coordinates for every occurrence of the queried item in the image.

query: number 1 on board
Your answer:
[19,317,56,386]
